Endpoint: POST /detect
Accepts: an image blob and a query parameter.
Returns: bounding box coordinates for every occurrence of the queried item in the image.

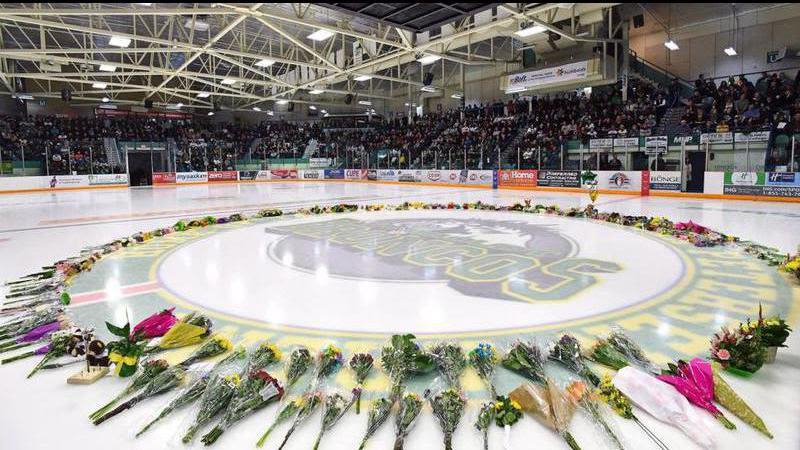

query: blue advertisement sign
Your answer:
[324,169,345,180]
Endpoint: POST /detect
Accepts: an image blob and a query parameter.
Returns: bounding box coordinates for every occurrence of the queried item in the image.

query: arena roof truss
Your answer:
[0,3,621,113]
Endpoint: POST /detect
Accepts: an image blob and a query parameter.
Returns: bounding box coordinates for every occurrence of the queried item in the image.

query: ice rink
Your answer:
[1,181,799,450]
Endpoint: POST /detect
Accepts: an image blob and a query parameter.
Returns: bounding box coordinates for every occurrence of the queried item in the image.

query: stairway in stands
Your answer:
[655,106,686,136]
[103,138,123,170]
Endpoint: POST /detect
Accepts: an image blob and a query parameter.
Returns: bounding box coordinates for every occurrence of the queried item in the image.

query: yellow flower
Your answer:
[510,400,522,410]
[785,260,800,271]
[494,401,503,410]
[216,336,233,351]
[268,344,282,361]
[225,373,241,386]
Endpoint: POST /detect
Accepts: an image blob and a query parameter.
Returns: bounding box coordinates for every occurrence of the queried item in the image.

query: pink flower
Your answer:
[715,349,730,361]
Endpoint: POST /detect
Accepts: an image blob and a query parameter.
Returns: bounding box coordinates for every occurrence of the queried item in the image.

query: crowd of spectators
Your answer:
[3,69,800,176]
[679,71,800,134]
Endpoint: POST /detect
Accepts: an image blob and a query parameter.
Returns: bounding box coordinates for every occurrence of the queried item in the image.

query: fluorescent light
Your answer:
[664,40,679,51]
[98,64,117,72]
[320,109,327,114]
[724,47,737,56]
[255,58,275,67]
[358,100,372,106]
[515,24,547,37]
[420,86,437,92]
[307,29,334,41]
[207,111,214,116]
[308,89,324,95]
[309,105,317,110]
[196,92,211,98]
[276,99,289,105]
[417,54,441,65]
[184,19,209,32]
[108,36,131,48]
[404,102,410,106]
[102,97,110,103]
[136,3,152,5]
[253,107,262,112]
[451,92,463,99]
[175,102,183,108]
[267,110,274,116]
[220,78,236,85]
[354,75,372,82]
[13,94,34,100]
[92,82,108,89]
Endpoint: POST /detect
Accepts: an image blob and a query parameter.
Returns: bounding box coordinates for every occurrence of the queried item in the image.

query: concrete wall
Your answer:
[630,4,800,82]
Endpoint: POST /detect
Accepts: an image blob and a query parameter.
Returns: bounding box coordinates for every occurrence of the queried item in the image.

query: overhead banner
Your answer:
[176,172,208,184]
[498,170,538,188]
[537,170,580,188]
[505,60,589,91]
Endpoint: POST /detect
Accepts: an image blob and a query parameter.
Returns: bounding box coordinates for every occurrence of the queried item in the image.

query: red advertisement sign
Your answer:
[270,169,298,180]
[152,172,176,184]
[208,171,238,182]
[498,170,538,188]
[640,170,650,196]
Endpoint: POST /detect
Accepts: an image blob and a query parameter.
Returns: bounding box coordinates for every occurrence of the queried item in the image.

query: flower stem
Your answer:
[93,396,140,425]
[716,413,737,430]
[201,426,223,446]
[563,431,582,450]
[277,424,297,450]
[1,350,34,364]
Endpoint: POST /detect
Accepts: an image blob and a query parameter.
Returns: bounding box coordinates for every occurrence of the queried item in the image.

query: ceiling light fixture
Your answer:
[515,24,547,37]
[255,58,275,67]
[358,100,372,106]
[92,82,108,89]
[417,54,441,65]
[196,92,211,98]
[108,36,131,48]
[207,111,214,116]
[220,78,236,85]
[724,46,737,56]
[664,40,679,51]
[276,99,289,105]
[307,29,334,41]
[354,75,372,82]
[308,89,324,95]
[98,64,117,72]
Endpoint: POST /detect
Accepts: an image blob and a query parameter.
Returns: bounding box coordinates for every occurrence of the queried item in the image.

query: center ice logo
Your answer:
[266,218,620,303]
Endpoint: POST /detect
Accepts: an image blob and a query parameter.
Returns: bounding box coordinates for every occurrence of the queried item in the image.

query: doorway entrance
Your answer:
[128,153,152,186]
[686,151,706,193]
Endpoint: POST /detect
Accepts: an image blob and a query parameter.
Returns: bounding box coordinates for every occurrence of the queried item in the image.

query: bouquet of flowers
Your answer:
[0,320,67,355]
[0,306,63,341]
[468,343,499,397]
[381,334,435,401]
[278,391,324,450]
[393,392,425,450]
[16,329,77,378]
[201,371,284,445]
[549,334,600,386]
[589,339,629,370]
[565,381,625,450]
[509,379,581,450]
[90,358,169,420]
[430,343,467,390]
[255,397,303,447]
[475,403,495,450]
[783,253,800,280]
[93,366,186,425]
[710,325,767,374]
[245,341,282,372]
[752,305,792,348]
[311,344,344,389]
[144,312,213,354]
[710,362,773,438]
[595,374,668,450]
[349,353,374,413]
[430,389,466,450]
[502,340,546,385]
[131,308,177,340]
[285,347,313,390]
[358,397,393,450]
[106,318,149,377]
[606,327,660,374]
[182,372,241,443]
[177,334,233,368]
[312,389,358,449]
[658,359,736,429]
[493,395,523,449]
[135,348,246,437]
[614,366,715,450]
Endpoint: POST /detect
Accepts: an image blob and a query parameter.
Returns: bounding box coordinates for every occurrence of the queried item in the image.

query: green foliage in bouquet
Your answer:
[752,304,792,348]
[381,334,435,401]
